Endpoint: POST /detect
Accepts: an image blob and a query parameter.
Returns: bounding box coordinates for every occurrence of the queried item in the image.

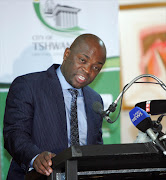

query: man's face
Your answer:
[61,41,106,89]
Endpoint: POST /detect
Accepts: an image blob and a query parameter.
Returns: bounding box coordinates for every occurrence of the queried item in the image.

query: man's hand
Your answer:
[33,151,56,176]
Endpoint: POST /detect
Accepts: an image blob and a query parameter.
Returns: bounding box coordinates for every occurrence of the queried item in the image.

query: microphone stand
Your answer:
[105,74,166,122]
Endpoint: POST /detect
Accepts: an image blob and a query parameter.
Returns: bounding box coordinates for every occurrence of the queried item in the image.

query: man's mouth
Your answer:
[76,75,87,83]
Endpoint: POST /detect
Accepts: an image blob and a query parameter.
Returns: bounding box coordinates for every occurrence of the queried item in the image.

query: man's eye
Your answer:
[80,58,85,62]
[93,66,100,71]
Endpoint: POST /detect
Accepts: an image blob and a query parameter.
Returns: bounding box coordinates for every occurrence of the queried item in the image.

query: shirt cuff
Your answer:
[29,154,39,171]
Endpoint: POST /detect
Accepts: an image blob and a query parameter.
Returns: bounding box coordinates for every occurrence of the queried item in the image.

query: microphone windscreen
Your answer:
[135,99,166,115]
[129,107,152,132]
[92,101,103,114]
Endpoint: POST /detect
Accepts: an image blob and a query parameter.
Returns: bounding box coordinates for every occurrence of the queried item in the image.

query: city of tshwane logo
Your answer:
[33,0,84,33]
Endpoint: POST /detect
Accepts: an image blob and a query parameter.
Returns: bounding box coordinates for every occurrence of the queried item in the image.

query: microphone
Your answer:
[92,101,112,123]
[135,99,166,115]
[129,106,166,155]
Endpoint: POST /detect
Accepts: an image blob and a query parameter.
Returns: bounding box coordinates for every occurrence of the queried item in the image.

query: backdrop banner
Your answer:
[0,0,120,179]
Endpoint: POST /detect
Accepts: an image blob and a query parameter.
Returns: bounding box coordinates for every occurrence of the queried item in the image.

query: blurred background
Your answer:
[0,0,166,179]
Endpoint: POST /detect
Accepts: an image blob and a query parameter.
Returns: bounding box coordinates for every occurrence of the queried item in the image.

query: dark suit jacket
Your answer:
[3,64,103,180]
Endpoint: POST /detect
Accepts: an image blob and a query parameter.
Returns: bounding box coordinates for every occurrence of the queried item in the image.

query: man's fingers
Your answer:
[33,151,54,176]
[41,155,52,171]
[44,152,56,166]
[44,152,53,166]
[34,159,51,176]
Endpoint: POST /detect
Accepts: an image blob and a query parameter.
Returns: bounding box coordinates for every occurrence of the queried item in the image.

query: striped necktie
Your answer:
[68,89,79,146]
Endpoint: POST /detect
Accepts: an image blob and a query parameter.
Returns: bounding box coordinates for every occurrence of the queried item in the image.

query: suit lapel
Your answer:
[83,87,95,145]
[46,65,68,148]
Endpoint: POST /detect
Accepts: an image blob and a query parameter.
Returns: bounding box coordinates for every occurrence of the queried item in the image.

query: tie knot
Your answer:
[68,89,78,98]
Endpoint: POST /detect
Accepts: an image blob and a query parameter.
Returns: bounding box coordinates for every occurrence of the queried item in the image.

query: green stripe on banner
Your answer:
[90,57,120,144]
[0,90,11,180]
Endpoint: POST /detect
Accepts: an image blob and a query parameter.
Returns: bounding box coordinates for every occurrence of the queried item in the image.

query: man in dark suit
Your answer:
[3,33,106,179]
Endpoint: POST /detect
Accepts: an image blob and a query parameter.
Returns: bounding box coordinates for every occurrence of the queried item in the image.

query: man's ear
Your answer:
[63,48,71,61]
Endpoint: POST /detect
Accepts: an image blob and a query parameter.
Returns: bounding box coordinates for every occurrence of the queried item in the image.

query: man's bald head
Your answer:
[70,34,106,60]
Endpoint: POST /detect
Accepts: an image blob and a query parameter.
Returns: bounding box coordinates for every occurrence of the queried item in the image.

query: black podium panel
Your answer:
[25,143,166,180]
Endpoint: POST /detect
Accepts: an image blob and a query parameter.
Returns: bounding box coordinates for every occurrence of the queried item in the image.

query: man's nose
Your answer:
[82,64,91,74]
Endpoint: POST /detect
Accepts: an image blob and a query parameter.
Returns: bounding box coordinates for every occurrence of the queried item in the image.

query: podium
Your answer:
[25,142,166,180]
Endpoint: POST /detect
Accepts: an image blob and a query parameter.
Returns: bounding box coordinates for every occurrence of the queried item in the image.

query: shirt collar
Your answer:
[56,66,82,96]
